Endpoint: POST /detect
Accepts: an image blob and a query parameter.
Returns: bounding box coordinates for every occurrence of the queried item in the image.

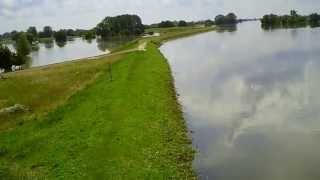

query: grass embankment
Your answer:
[0,26,214,179]
[0,55,123,131]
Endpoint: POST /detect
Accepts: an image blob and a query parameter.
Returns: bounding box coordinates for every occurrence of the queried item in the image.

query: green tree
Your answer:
[96,14,144,38]
[39,26,53,38]
[27,26,38,36]
[158,21,175,28]
[226,13,237,24]
[0,45,14,72]
[84,30,95,40]
[16,33,31,56]
[290,10,298,17]
[54,30,67,42]
[215,13,238,25]
[215,15,225,25]
[178,20,188,27]
[309,13,320,25]
[204,20,214,27]
[11,31,20,41]
[66,29,75,36]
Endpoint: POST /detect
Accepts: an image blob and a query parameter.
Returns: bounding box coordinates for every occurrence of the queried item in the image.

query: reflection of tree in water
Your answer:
[310,22,320,28]
[216,24,238,33]
[96,36,135,51]
[85,39,93,44]
[44,41,54,49]
[56,41,67,48]
[261,23,308,31]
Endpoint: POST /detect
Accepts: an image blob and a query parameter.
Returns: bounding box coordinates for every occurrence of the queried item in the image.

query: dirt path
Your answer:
[87,41,147,60]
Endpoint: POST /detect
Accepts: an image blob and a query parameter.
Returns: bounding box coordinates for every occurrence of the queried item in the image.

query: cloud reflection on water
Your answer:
[161,22,320,180]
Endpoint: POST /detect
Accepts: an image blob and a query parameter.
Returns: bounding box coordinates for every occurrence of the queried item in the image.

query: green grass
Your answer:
[0,26,215,179]
[0,43,194,179]
[0,55,123,131]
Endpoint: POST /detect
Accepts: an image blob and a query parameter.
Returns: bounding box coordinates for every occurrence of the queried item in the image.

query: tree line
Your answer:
[146,13,237,29]
[0,13,238,72]
[261,10,320,29]
[0,26,96,72]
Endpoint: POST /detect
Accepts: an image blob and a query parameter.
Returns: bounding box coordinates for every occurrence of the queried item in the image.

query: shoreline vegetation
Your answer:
[261,10,320,29]
[0,25,214,179]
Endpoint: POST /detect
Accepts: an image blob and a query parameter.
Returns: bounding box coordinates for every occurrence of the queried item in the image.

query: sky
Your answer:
[0,0,320,33]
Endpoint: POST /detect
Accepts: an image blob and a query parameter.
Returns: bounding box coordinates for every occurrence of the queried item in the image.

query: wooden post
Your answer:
[108,62,113,81]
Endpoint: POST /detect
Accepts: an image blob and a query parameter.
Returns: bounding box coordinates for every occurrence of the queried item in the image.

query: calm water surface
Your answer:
[29,38,110,67]
[160,22,320,180]
[7,37,133,67]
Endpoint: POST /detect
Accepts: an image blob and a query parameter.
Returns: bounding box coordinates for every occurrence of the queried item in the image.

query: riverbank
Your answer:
[0,26,214,179]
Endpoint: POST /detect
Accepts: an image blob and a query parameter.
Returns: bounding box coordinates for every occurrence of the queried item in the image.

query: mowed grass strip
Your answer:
[0,43,194,179]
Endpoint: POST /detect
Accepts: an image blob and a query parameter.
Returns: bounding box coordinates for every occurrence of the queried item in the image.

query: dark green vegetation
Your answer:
[0,26,214,179]
[0,46,16,72]
[214,13,238,25]
[83,30,96,40]
[261,10,320,29]
[53,30,68,42]
[0,33,30,72]
[96,14,145,38]
[158,21,176,28]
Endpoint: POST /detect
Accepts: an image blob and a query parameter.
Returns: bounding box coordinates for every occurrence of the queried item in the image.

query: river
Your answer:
[160,22,320,180]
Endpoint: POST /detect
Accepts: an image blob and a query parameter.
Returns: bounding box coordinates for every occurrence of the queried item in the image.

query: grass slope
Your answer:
[0,43,194,179]
[0,26,215,179]
[0,55,123,131]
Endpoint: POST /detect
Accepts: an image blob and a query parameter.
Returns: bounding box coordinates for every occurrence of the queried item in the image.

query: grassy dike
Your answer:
[0,26,214,179]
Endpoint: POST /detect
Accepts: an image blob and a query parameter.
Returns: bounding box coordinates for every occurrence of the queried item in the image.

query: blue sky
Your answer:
[0,0,320,33]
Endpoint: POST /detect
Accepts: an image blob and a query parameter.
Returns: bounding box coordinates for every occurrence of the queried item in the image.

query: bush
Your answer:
[16,33,31,56]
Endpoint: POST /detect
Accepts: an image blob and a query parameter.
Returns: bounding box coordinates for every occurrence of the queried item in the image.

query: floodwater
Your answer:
[160,22,320,180]
[29,38,110,67]
[7,37,132,67]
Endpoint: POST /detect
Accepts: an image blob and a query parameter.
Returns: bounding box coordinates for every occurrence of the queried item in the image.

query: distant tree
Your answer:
[84,30,95,40]
[74,29,87,37]
[226,13,237,24]
[261,11,311,29]
[39,26,53,38]
[16,33,31,56]
[54,30,67,42]
[158,21,175,28]
[204,20,214,27]
[2,32,10,39]
[309,13,320,25]
[66,29,75,36]
[290,10,298,17]
[27,26,38,36]
[215,15,225,25]
[11,31,20,41]
[178,20,188,27]
[215,13,238,25]
[96,14,144,38]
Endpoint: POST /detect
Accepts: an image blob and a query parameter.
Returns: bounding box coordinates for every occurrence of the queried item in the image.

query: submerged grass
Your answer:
[0,26,214,179]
